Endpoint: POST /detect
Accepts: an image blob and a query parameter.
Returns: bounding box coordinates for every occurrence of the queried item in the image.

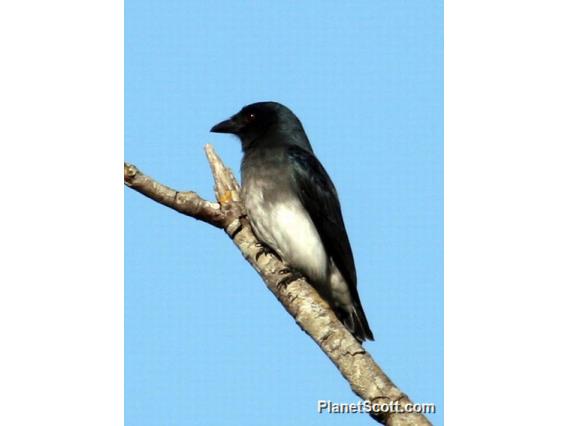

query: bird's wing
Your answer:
[287,145,357,290]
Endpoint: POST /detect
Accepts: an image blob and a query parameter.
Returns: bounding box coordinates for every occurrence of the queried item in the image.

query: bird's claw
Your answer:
[254,243,281,262]
[276,268,303,290]
[254,243,272,261]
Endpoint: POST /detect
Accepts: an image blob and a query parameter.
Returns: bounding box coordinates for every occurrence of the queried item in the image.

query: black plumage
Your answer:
[211,102,374,341]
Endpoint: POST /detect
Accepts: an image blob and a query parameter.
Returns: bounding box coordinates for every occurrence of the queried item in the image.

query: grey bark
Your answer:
[124,144,433,426]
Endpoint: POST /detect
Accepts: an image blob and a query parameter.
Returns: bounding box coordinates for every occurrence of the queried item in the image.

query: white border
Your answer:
[0,1,123,425]
[446,1,568,424]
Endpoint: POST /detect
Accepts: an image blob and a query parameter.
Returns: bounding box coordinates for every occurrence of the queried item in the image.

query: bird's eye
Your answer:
[246,112,256,122]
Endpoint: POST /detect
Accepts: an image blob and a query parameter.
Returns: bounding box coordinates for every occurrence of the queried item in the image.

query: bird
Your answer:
[210,101,374,342]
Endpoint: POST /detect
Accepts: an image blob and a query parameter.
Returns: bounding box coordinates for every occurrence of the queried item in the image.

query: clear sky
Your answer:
[125,1,443,425]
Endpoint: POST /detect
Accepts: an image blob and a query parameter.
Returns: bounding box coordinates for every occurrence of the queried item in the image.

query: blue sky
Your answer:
[125,1,442,425]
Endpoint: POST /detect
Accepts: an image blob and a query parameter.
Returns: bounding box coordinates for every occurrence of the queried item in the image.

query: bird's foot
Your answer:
[254,242,281,262]
[276,268,303,290]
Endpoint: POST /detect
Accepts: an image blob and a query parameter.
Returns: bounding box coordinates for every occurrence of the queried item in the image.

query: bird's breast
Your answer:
[243,177,328,285]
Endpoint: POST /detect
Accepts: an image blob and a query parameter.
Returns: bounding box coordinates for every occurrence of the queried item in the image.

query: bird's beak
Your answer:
[210,117,241,134]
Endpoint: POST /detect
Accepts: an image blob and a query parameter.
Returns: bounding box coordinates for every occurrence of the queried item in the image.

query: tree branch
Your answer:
[124,145,433,426]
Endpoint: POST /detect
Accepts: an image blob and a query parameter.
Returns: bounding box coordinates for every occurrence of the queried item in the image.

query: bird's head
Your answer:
[210,101,311,151]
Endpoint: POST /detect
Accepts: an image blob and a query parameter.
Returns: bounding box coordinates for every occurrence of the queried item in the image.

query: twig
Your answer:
[124,145,433,426]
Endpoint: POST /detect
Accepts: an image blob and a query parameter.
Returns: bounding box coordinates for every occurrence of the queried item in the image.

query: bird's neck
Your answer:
[241,125,313,153]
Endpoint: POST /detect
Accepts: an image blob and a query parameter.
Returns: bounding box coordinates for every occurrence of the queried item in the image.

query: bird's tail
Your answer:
[340,302,374,342]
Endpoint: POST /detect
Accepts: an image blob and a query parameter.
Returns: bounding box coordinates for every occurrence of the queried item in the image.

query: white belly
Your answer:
[246,193,328,284]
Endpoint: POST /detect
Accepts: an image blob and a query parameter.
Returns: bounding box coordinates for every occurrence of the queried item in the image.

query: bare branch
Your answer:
[124,162,226,228]
[125,146,433,426]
